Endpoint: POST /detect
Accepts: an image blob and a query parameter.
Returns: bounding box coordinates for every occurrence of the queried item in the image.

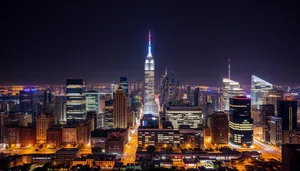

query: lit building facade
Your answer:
[76,121,90,147]
[54,99,66,123]
[259,104,274,143]
[86,90,100,114]
[263,88,284,115]
[66,79,86,120]
[19,126,36,147]
[47,127,62,148]
[113,87,127,128]
[222,78,244,111]
[165,106,203,129]
[36,113,56,142]
[104,100,114,129]
[270,116,282,146]
[229,96,253,147]
[20,89,36,114]
[62,126,77,145]
[251,75,273,110]
[120,77,128,100]
[144,31,157,115]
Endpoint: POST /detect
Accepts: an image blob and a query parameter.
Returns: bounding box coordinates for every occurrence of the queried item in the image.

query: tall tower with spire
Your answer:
[144,31,157,114]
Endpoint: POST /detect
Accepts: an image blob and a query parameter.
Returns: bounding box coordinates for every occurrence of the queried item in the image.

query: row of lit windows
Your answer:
[230,121,253,131]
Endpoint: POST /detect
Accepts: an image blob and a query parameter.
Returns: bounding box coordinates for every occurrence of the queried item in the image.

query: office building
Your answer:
[44,89,52,108]
[62,126,77,145]
[20,89,36,114]
[178,125,204,149]
[47,127,62,148]
[138,126,180,149]
[120,77,128,100]
[66,79,87,120]
[222,78,244,111]
[270,116,282,146]
[277,100,297,144]
[76,121,90,147]
[86,90,100,114]
[229,96,253,147]
[194,88,200,106]
[208,112,228,145]
[251,75,273,110]
[104,100,114,129]
[55,148,80,165]
[113,86,127,128]
[19,125,36,147]
[165,106,203,129]
[259,104,275,143]
[36,113,56,142]
[263,88,284,115]
[140,114,159,128]
[282,144,300,171]
[4,126,20,146]
[160,67,169,110]
[54,99,66,123]
[105,138,126,155]
[144,31,157,115]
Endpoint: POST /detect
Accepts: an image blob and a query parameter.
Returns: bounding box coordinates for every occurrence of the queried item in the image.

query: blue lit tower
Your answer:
[144,31,157,115]
[120,77,129,100]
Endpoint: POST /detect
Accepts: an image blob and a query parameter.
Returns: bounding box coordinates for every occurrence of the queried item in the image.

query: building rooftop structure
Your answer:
[56,148,79,154]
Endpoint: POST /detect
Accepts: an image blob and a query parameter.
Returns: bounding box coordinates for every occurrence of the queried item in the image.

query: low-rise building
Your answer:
[55,148,80,165]
[47,127,62,148]
[105,138,126,155]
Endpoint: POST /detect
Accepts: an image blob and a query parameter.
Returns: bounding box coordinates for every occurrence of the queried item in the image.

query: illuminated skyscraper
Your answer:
[113,86,127,128]
[120,77,128,99]
[229,96,253,147]
[20,88,36,114]
[66,79,86,120]
[251,75,273,110]
[160,66,169,110]
[222,78,244,111]
[86,90,100,114]
[144,31,157,115]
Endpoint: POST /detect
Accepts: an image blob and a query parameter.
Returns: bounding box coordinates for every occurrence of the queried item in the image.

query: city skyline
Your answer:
[1,1,300,85]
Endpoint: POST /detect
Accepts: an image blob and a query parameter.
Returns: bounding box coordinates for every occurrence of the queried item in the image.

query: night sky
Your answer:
[1,1,299,85]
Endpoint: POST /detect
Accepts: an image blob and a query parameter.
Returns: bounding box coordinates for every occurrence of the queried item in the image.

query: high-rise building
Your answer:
[36,113,56,142]
[44,89,52,108]
[86,90,100,114]
[120,77,128,100]
[20,89,36,114]
[277,100,297,144]
[113,86,127,128]
[165,106,203,129]
[270,116,282,146]
[259,104,275,143]
[160,66,169,110]
[251,75,273,110]
[104,100,114,129]
[144,31,157,115]
[263,88,284,116]
[222,78,244,111]
[54,99,66,123]
[208,111,228,145]
[194,88,200,106]
[47,127,62,148]
[229,96,253,147]
[19,125,36,147]
[76,121,90,147]
[66,79,86,120]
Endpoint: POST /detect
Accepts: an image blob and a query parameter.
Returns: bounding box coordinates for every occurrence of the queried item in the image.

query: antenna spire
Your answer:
[147,30,152,57]
[165,65,168,75]
[228,58,231,80]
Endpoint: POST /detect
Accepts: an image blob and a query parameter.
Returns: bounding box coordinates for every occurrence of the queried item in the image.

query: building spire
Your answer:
[228,58,231,80]
[165,65,167,75]
[147,30,152,57]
